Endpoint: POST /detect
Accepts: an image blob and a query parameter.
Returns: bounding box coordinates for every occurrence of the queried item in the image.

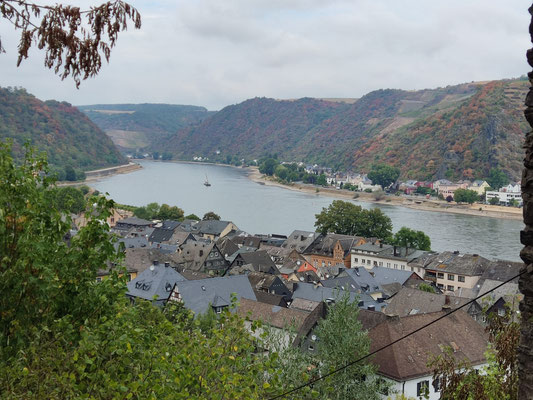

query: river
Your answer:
[91,160,524,261]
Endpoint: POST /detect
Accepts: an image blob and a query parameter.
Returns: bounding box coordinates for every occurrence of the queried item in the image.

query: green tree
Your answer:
[203,211,221,221]
[314,200,393,241]
[393,227,431,251]
[152,151,160,160]
[367,164,400,189]
[64,164,77,181]
[509,198,519,207]
[487,168,509,191]
[274,164,289,181]
[259,158,279,176]
[489,197,500,206]
[49,186,87,214]
[317,173,327,186]
[157,203,184,220]
[185,213,201,221]
[454,188,479,204]
[418,283,436,293]
[312,296,386,399]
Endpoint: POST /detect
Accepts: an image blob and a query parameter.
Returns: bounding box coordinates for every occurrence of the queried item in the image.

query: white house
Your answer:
[370,310,488,400]
[485,183,522,206]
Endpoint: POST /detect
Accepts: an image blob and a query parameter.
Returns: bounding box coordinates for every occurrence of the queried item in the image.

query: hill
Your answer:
[157,79,528,181]
[0,87,126,176]
[78,103,214,152]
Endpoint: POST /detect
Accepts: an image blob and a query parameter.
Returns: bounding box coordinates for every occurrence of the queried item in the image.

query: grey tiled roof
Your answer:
[425,251,491,276]
[369,266,420,286]
[171,275,256,315]
[126,265,186,305]
[194,220,235,235]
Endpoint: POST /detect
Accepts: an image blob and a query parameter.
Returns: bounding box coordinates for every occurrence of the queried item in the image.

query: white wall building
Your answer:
[486,183,522,206]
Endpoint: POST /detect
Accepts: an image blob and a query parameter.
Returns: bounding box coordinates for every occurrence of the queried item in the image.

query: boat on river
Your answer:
[204,175,211,187]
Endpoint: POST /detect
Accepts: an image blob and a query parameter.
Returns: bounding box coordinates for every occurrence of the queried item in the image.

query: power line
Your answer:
[268,269,526,400]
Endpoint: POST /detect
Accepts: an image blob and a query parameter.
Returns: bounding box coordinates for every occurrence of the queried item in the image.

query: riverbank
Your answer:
[84,162,142,182]
[245,166,523,221]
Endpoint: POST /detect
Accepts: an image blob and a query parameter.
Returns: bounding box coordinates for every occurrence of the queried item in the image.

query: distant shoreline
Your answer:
[244,166,523,221]
[82,159,523,221]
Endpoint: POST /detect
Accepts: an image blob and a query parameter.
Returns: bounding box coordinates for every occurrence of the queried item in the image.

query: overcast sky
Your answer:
[0,0,531,110]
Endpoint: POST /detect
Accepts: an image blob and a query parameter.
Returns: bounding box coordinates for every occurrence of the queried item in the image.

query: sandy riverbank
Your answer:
[245,166,523,221]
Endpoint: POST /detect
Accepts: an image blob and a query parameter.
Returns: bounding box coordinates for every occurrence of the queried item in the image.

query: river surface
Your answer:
[91,160,524,261]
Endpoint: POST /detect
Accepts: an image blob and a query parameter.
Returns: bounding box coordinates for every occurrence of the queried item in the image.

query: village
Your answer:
[81,209,523,400]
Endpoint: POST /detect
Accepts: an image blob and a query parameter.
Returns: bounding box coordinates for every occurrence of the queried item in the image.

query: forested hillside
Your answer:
[156,78,527,181]
[0,87,126,177]
[78,103,213,152]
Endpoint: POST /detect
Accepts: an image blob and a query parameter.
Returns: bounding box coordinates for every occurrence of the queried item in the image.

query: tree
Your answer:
[317,173,327,186]
[157,203,184,220]
[314,200,393,241]
[0,142,289,399]
[48,186,87,214]
[430,312,519,400]
[418,283,436,293]
[367,164,400,189]
[487,168,509,191]
[185,213,201,221]
[203,211,221,221]
[274,164,288,181]
[446,195,454,203]
[489,197,500,206]
[0,1,141,87]
[312,295,387,399]
[259,158,278,176]
[393,227,431,251]
[64,164,77,181]
[454,188,479,204]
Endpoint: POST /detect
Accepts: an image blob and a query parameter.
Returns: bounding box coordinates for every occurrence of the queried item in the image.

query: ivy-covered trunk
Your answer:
[520,4,533,398]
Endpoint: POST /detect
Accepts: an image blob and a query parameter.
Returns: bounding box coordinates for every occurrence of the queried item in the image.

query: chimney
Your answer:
[164,262,170,268]
[153,260,159,266]
[367,305,375,311]
[386,314,400,322]
[443,295,452,312]
[393,246,398,256]
[380,242,383,248]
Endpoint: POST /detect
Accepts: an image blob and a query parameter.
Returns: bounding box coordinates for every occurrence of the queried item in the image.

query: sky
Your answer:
[0,0,531,110]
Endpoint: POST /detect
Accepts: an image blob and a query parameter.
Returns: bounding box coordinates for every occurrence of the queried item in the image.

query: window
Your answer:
[362,259,365,264]
[447,285,454,291]
[437,283,444,289]
[433,377,441,392]
[354,258,358,263]
[417,380,429,397]
[394,264,398,268]
[410,266,414,272]
[401,265,405,270]
[379,261,383,266]
[387,263,390,268]
[458,275,465,283]
[96,277,102,282]
[448,274,455,281]
[437,272,444,279]
[373,261,377,266]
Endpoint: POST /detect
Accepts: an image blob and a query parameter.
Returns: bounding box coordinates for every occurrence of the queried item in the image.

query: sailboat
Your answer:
[204,174,211,187]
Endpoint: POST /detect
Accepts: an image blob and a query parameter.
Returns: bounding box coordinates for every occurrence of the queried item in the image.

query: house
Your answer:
[247,271,292,299]
[190,220,239,241]
[468,180,490,195]
[304,233,366,269]
[126,262,187,306]
[114,216,153,231]
[423,251,490,294]
[174,241,229,275]
[216,236,240,258]
[369,310,488,400]
[383,287,483,322]
[485,184,522,206]
[352,243,430,276]
[168,275,256,315]
[291,282,385,312]
[321,267,384,300]
[228,250,278,275]
[368,266,423,297]
[280,230,321,255]
[253,291,289,307]
[73,207,132,229]
[237,298,310,349]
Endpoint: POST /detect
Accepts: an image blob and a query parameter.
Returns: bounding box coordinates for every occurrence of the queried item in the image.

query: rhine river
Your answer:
[91,160,524,262]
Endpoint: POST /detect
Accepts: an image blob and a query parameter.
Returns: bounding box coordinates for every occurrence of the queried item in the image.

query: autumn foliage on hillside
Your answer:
[156,78,527,181]
[0,87,125,172]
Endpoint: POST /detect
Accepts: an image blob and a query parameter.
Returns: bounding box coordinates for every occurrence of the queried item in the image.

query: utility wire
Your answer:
[268,268,526,400]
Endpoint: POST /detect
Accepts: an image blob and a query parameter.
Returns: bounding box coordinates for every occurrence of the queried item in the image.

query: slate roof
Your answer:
[369,266,421,286]
[161,220,182,230]
[293,301,328,347]
[357,309,388,331]
[321,267,383,295]
[384,287,472,316]
[290,298,321,312]
[352,242,393,254]
[216,236,240,258]
[193,220,235,236]
[237,298,310,330]
[117,236,149,250]
[369,310,488,381]
[481,260,523,282]
[281,230,320,253]
[231,250,277,271]
[170,275,256,315]
[124,248,175,275]
[116,217,152,227]
[253,291,288,307]
[304,233,361,257]
[425,251,491,276]
[291,282,385,311]
[477,279,522,310]
[126,264,186,304]
[248,271,280,290]
[149,228,175,244]
[231,236,262,249]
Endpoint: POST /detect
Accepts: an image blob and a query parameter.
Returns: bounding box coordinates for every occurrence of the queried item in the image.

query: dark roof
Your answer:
[357,309,388,331]
[481,260,523,282]
[293,301,328,347]
[352,242,393,254]
[231,236,262,249]
[321,267,382,295]
[149,228,175,244]
[216,236,240,258]
[304,234,361,257]
[384,287,472,316]
[425,251,491,276]
[253,291,288,307]
[237,298,309,330]
[126,264,186,304]
[171,275,256,315]
[232,250,276,270]
[179,270,211,280]
[369,266,421,286]
[193,220,235,236]
[117,236,150,250]
[116,217,152,227]
[248,271,280,290]
[161,220,182,230]
[369,310,488,381]
[281,230,320,253]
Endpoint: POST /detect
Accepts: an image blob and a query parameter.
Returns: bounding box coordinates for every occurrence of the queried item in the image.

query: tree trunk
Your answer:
[519,5,533,399]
